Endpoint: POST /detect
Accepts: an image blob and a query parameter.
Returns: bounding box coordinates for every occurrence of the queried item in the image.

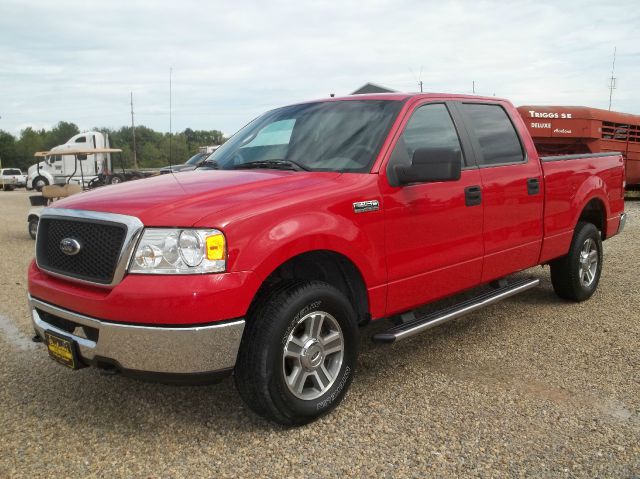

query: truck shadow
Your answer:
[17,269,567,432]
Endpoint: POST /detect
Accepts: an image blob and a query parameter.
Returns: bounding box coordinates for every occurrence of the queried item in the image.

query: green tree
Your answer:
[2,123,226,172]
[44,122,80,149]
[0,130,17,168]
[16,127,46,170]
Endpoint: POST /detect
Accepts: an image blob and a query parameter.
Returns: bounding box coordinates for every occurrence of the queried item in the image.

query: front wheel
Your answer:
[235,281,358,426]
[109,174,124,185]
[33,176,49,192]
[28,218,38,240]
[550,221,603,301]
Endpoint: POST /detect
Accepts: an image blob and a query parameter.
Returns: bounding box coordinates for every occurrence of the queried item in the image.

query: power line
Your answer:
[169,67,173,168]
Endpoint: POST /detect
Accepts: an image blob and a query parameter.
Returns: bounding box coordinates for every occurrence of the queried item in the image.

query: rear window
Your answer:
[3,169,21,175]
[461,104,524,166]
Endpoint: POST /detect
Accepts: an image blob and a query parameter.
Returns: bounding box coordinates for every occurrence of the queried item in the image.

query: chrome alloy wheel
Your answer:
[282,311,344,400]
[578,238,599,287]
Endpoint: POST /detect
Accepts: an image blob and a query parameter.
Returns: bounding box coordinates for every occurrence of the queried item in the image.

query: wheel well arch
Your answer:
[250,250,370,325]
[578,198,607,238]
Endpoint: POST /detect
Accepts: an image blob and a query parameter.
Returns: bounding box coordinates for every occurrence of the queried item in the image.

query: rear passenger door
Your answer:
[453,102,544,282]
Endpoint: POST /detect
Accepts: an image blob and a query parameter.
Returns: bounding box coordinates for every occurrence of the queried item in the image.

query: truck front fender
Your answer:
[232,211,384,285]
[225,209,387,317]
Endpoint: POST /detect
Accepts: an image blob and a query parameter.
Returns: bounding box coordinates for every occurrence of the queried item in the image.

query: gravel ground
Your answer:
[0,189,638,478]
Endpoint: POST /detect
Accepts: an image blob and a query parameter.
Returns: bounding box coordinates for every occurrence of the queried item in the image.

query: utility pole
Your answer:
[472,80,475,94]
[169,67,173,167]
[130,92,138,170]
[608,47,617,111]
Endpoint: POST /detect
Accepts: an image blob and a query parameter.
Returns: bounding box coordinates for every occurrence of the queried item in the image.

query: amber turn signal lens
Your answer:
[206,234,225,261]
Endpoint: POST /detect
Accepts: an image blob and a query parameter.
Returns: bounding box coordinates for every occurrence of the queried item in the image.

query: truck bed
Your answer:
[539,152,625,264]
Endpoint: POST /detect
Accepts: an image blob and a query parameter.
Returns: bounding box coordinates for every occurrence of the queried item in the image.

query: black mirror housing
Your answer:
[394,147,461,185]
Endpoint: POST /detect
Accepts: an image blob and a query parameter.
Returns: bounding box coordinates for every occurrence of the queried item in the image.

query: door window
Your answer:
[389,103,465,171]
[461,104,524,166]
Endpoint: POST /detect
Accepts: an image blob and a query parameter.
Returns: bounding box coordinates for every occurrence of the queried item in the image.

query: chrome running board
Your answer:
[372,277,540,343]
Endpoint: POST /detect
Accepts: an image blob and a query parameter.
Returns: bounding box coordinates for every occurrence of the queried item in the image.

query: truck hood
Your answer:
[51,170,341,226]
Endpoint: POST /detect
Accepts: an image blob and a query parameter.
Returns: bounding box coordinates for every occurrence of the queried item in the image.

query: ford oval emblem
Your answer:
[60,238,82,256]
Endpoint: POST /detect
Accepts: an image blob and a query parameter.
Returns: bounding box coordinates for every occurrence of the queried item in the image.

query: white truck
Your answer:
[27,131,111,191]
[0,168,27,190]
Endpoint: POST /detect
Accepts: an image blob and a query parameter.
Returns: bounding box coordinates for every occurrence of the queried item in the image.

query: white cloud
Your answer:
[0,0,638,137]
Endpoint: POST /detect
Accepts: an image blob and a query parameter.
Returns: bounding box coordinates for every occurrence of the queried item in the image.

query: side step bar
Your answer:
[372,277,540,343]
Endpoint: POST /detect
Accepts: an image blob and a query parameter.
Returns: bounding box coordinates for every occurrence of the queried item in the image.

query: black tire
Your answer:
[550,221,603,301]
[28,218,38,240]
[109,174,124,185]
[88,177,104,189]
[33,176,49,192]
[235,281,358,426]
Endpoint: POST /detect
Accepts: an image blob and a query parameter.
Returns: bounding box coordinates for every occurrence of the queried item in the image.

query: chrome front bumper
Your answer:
[29,295,245,375]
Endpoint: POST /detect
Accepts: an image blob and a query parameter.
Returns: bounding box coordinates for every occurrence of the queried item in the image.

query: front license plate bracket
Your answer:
[44,331,80,369]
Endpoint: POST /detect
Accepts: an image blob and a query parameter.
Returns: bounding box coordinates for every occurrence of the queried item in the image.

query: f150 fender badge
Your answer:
[353,200,380,213]
[60,238,82,256]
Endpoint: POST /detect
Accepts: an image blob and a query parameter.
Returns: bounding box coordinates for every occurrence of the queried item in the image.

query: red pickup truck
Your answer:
[28,93,626,425]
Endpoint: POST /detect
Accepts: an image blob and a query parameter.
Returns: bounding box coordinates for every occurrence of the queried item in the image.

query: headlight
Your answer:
[129,228,226,274]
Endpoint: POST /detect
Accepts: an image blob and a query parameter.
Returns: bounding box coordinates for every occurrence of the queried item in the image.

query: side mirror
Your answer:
[394,147,462,185]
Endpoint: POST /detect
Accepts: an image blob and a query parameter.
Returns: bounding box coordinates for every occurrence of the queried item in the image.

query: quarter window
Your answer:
[461,104,524,166]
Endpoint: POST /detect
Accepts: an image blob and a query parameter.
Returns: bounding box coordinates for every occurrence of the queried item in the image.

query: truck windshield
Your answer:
[208,100,402,173]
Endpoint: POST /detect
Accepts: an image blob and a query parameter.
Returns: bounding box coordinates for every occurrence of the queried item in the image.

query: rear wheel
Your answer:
[550,221,603,301]
[235,281,358,426]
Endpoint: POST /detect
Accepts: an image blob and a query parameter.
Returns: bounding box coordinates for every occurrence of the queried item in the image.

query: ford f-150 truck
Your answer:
[28,93,626,425]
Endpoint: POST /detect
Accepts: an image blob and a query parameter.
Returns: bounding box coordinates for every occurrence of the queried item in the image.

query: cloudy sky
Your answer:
[1,0,639,137]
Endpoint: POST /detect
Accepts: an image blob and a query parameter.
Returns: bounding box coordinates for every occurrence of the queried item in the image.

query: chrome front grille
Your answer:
[35,209,144,287]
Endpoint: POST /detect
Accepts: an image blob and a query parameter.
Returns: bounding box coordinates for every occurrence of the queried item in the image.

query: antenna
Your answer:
[409,66,424,92]
[608,47,617,111]
[169,67,173,169]
[130,92,138,170]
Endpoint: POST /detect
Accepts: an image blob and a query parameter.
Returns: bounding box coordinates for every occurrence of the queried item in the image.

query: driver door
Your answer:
[380,102,484,315]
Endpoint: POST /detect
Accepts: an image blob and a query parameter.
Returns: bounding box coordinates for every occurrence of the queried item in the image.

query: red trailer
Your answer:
[517,105,640,189]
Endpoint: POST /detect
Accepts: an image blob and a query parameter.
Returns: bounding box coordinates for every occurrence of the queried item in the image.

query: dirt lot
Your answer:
[0,190,638,478]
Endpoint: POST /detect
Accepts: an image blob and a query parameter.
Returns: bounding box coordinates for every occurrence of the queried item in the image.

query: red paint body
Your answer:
[517,105,640,187]
[28,94,625,325]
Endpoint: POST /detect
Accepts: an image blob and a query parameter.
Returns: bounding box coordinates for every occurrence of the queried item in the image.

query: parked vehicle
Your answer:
[26,132,155,190]
[159,148,219,174]
[160,146,218,175]
[27,132,111,191]
[28,93,626,426]
[517,105,640,189]
[1,168,27,190]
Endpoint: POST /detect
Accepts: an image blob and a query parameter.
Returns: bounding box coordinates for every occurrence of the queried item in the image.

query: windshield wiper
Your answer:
[233,159,310,171]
